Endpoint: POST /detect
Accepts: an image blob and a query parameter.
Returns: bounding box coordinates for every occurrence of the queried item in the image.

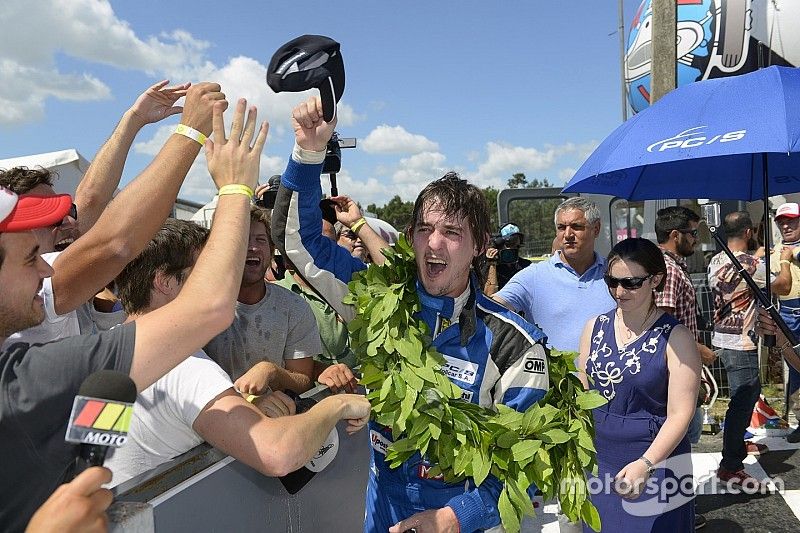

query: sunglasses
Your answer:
[54,203,78,227]
[677,228,698,238]
[604,274,652,290]
[340,230,358,240]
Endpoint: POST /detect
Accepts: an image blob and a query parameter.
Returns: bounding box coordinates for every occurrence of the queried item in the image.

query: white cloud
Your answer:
[0,0,363,129]
[473,142,558,183]
[0,0,215,124]
[361,125,439,155]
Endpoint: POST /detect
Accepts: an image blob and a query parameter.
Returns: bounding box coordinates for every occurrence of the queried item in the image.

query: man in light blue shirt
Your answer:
[494,197,616,352]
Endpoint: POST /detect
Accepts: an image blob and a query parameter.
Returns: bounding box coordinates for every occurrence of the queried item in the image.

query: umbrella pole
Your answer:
[763,152,776,347]
[707,228,800,373]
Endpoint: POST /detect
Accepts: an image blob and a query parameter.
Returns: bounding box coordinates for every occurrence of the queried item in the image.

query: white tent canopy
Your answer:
[0,149,90,197]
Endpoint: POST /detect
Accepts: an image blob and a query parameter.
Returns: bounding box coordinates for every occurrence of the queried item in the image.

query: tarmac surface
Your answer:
[527,429,800,532]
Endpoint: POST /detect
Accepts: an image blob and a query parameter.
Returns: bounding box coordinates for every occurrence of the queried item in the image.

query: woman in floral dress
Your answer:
[578,238,701,532]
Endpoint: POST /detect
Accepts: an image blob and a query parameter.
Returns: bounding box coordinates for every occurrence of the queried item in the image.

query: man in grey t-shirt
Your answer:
[205,206,320,395]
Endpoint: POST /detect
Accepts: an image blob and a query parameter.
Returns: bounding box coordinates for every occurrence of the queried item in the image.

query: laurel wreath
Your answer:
[343,235,604,532]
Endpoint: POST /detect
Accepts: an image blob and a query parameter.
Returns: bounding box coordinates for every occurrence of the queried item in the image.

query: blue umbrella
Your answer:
[563,66,800,201]
[563,65,800,359]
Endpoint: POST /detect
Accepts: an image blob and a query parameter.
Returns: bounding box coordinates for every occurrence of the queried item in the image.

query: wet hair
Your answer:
[408,172,490,262]
[654,206,700,244]
[723,211,753,239]
[554,197,600,226]
[606,237,667,291]
[116,219,209,314]
[250,205,275,259]
[0,167,55,194]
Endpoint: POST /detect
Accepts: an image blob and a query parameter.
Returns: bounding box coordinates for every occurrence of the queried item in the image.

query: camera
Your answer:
[322,132,357,174]
[491,233,524,249]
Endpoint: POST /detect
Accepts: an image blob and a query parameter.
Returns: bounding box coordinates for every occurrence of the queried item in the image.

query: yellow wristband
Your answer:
[174,124,207,146]
[350,217,367,234]
[780,259,792,266]
[218,184,254,198]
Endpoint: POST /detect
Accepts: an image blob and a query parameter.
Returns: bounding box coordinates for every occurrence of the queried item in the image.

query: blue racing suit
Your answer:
[272,154,551,533]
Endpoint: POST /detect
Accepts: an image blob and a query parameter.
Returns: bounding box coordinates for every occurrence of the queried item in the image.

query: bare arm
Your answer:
[644,324,701,464]
[52,82,224,316]
[129,99,268,391]
[75,80,189,234]
[771,247,794,296]
[614,323,700,498]
[483,248,500,295]
[282,358,314,392]
[193,390,370,477]
[330,195,390,266]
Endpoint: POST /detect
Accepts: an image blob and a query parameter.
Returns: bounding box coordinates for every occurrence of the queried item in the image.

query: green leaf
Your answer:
[576,391,608,410]
[541,428,571,444]
[511,440,541,463]
[498,488,521,533]
[472,446,491,486]
[379,375,393,401]
[581,499,602,532]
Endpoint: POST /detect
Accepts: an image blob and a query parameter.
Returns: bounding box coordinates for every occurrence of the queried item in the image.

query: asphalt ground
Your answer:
[693,431,800,533]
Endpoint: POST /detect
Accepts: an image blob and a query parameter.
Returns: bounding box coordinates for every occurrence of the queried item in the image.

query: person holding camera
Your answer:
[482,223,531,296]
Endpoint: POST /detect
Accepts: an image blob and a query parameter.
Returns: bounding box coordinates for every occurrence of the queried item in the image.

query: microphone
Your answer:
[64,370,137,480]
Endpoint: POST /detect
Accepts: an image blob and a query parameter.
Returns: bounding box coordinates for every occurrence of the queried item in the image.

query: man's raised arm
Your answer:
[52,82,224,316]
[271,96,365,321]
[130,98,269,391]
[75,80,190,234]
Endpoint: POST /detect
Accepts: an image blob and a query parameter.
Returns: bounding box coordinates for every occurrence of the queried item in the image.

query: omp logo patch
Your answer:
[441,355,478,385]
[523,357,546,375]
[370,430,391,455]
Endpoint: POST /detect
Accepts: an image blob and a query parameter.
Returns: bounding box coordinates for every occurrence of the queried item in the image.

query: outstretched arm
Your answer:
[194,390,371,477]
[52,82,224,316]
[271,96,366,321]
[130,98,268,391]
[75,80,189,235]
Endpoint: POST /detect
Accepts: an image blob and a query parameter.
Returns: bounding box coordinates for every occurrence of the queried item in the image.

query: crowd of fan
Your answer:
[1,79,792,533]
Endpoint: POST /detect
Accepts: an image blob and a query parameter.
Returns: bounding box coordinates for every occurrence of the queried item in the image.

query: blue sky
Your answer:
[0,0,645,206]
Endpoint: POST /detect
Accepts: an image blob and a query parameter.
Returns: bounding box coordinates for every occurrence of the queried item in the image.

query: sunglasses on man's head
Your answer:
[676,228,698,238]
[604,274,652,290]
[340,230,358,240]
[54,203,77,227]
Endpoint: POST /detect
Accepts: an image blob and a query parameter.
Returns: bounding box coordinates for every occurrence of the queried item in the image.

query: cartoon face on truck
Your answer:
[626,0,770,114]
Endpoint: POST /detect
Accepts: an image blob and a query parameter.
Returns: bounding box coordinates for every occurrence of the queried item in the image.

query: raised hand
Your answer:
[292,96,337,152]
[205,98,269,191]
[329,195,363,228]
[181,82,227,136]
[129,80,190,127]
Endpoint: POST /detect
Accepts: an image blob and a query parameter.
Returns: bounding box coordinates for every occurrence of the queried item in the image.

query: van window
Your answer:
[507,196,565,259]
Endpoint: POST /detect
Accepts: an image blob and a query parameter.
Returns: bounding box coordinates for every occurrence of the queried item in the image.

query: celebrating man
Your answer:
[272,96,550,533]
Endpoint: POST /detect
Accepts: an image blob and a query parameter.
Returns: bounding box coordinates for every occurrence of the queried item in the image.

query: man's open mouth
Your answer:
[54,237,75,251]
[426,258,447,276]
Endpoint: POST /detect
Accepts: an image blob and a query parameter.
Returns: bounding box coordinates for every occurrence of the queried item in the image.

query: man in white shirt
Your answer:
[107,218,368,485]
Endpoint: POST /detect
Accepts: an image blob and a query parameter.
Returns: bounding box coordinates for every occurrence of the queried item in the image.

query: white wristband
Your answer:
[174,124,207,146]
[292,142,327,165]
